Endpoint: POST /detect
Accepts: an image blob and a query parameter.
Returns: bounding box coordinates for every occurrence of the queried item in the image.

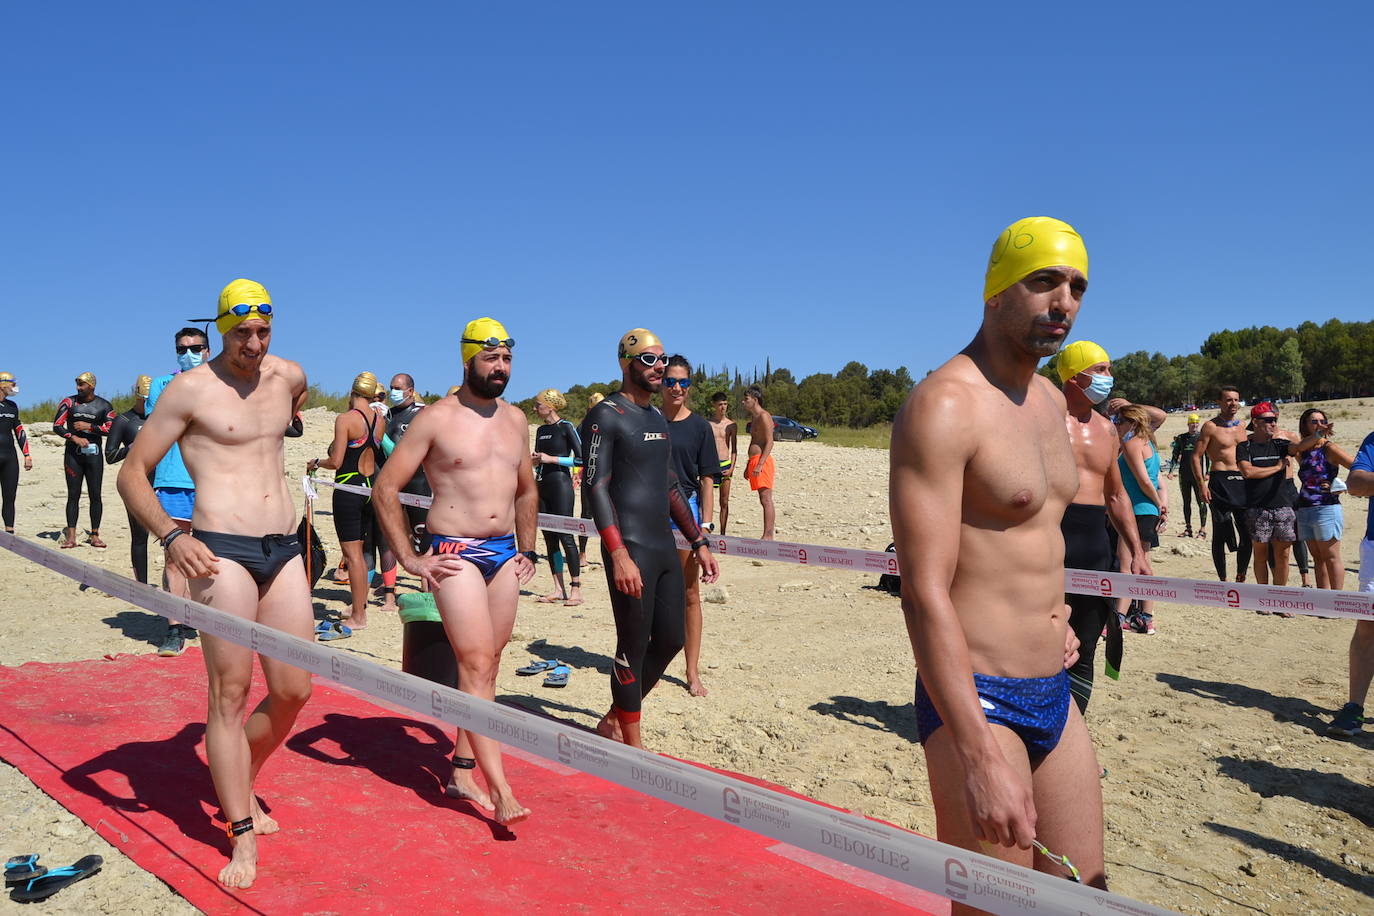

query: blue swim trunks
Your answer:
[430,533,518,582]
[670,492,702,532]
[914,670,1071,762]
[155,487,196,522]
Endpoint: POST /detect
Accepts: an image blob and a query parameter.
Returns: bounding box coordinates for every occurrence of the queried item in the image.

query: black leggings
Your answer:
[127,509,149,583]
[1179,473,1207,531]
[606,541,685,717]
[1210,504,1252,580]
[0,448,17,529]
[538,473,579,579]
[63,447,103,530]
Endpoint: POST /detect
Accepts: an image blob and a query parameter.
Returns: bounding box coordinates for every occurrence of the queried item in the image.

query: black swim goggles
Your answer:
[461,336,515,350]
[216,303,273,321]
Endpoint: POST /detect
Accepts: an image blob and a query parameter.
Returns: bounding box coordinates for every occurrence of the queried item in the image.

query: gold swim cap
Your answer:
[135,375,152,398]
[446,384,462,398]
[1188,413,1200,424]
[984,217,1089,302]
[0,371,13,384]
[587,392,605,408]
[216,279,273,335]
[461,317,513,363]
[1056,340,1110,382]
[352,371,379,397]
[76,371,96,386]
[536,388,567,411]
[618,329,663,369]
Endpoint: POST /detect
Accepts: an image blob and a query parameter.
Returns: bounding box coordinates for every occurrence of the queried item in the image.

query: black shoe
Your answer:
[157,630,186,657]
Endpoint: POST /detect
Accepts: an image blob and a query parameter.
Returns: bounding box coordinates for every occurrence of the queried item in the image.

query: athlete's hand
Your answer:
[168,535,219,579]
[71,435,89,448]
[1063,611,1080,669]
[23,456,32,471]
[405,552,467,591]
[610,548,643,598]
[1166,472,1176,480]
[696,546,719,584]
[964,750,1037,849]
[1130,550,1152,577]
[513,552,536,585]
[1199,482,1211,503]
[73,420,93,433]
[532,452,554,466]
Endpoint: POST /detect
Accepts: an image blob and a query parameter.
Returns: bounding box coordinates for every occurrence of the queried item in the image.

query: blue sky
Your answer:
[4,2,1370,404]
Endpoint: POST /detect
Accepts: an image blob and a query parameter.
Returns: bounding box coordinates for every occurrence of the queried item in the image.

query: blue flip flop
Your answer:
[542,664,571,688]
[316,620,353,641]
[516,659,559,676]
[5,855,46,885]
[10,854,101,902]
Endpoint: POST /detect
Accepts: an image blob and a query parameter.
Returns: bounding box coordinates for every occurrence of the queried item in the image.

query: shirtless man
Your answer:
[1193,386,1252,581]
[373,317,537,826]
[740,386,775,540]
[1057,341,1146,714]
[117,279,311,889]
[708,391,738,533]
[890,217,1105,903]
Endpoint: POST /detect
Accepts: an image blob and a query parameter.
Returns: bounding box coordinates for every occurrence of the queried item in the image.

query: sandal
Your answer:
[88,535,107,549]
[9,855,102,902]
[536,594,567,604]
[5,854,47,885]
[515,659,560,676]
[543,664,571,688]
[315,620,353,641]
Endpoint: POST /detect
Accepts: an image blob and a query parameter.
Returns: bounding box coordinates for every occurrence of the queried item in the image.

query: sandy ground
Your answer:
[1,402,1372,915]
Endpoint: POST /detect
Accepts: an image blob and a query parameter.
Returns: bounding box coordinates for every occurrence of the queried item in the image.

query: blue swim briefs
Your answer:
[914,669,1071,762]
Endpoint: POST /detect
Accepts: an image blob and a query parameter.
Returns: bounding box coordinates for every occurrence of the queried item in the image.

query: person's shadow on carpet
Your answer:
[285,713,517,840]
[62,722,229,853]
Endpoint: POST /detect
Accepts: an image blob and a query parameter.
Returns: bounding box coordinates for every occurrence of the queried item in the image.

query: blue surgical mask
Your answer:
[177,350,206,372]
[1082,373,1113,404]
[389,388,406,405]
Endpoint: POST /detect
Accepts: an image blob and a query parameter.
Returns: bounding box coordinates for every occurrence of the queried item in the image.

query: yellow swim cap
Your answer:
[536,388,567,411]
[352,371,379,397]
[216,279,273,335]
[446,384,462,398]
[461,317,513,363]
[135,375,152,398]
[618,328,663,369]
[984,217,1089,302]
[76,371,96,386]
[1188,413,1200,424]
[1056,340,1110,382]
[587,392,605,408]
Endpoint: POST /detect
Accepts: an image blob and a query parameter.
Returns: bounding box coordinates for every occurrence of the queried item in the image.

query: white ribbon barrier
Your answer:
[1,529,1174,916]
[306,476,1374,622]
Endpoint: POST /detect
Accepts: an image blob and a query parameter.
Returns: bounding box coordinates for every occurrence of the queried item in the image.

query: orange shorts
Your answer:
[745,454,775,490]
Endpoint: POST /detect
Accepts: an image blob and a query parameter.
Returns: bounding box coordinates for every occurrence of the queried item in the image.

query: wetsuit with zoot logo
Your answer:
[583,391,705,725]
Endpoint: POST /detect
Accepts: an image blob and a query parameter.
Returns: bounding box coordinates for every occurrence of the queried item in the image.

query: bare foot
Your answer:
[445,768,495,811]
[250,798,279,835]
[687,676,709,697]
[218,833,258,889]
[595,713,623,742]
[537,592,566,604]
[490,787,531,825]
[345,612,369,630]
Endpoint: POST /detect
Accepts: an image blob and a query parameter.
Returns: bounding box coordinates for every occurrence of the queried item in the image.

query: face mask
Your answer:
[389,388,406,405]
[1081,373,1113,404]
[177,350,206,372]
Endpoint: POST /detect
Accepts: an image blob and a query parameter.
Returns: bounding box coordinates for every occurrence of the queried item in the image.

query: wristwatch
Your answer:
[521,550,538,564]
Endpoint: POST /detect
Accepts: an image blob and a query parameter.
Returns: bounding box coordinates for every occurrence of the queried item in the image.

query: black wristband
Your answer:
[162,527,186,549]
[521,550,538,564]
[689,536,709,551]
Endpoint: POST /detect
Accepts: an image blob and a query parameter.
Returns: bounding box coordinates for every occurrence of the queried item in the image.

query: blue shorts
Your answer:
[1296,503,1343,542]
[670,492,702,532]
[915,670,1071,762]
[430,532,518,582]
[155,487,196,522]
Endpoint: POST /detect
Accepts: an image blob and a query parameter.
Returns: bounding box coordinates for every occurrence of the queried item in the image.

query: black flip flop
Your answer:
[4,855,46,885]
[9,854,101,902]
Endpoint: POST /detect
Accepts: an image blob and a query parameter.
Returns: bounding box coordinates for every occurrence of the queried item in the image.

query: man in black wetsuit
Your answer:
[1168,413,1208,538]
[106,375,152,582]
[378,372,429,604]
[0,371,33,534]
[54,372,116,549]
[584,328,719,748]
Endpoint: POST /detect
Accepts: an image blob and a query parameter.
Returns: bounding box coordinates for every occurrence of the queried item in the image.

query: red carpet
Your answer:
[0,651,945,914]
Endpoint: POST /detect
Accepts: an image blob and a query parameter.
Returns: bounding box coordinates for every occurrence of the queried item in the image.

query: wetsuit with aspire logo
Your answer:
[0,397,30,530]
[583,392,705,724]
[106,406,150,581]
[536,417,583,579]
[54,394,115,531]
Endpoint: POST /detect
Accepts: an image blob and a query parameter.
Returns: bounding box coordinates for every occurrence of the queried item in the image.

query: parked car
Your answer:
[770,416,818,441]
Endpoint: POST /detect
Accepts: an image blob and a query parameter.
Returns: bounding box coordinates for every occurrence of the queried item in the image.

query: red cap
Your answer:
[1250,401,1276,419]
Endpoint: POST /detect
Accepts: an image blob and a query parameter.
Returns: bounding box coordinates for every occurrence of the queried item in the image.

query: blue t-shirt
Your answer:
[1118,439,1161,517]
[145,371,194,490]
[1353,432,1374,541]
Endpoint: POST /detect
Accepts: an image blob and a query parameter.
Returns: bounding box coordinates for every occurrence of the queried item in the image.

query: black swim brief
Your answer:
[193,529,301,586]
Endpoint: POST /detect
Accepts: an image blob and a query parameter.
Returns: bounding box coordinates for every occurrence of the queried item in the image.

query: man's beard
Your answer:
[466,368,509,400]
[629,362,662,394]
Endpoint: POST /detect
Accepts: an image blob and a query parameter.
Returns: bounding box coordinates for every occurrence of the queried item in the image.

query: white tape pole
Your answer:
[305,476,1374,622]
[0,530,1175,916]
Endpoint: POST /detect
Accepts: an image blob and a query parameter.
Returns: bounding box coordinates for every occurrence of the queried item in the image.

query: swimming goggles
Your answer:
[630,353,668,367]
[1032,840,1081,883]
[216,303,273,321]
[663,377,692,389]
[461,336,515,350]
[175,344,208,354]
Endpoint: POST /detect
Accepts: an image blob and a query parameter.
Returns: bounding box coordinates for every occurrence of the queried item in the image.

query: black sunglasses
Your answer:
[1257,416,1278,424]
[175,344,208,355]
